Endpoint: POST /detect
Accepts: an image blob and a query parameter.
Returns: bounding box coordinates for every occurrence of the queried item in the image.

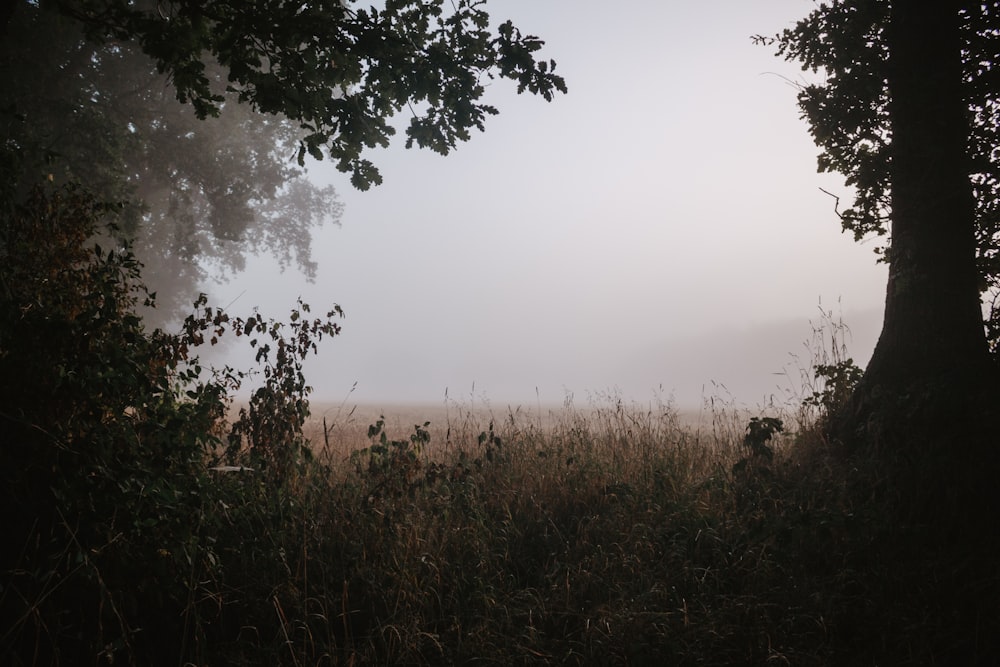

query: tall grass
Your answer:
[6,189,995,666]
[135,380,989,666]
[218,396,758,665]
[7,373,997,665]
[157,305,996,666]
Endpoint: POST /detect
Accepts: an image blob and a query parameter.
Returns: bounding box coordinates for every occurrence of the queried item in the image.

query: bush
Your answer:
[0,185,341,665]
[3,186,996,665]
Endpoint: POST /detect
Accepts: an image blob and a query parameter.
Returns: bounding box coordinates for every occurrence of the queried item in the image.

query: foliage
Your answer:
[351,417,431,499]
[169,293,345,481]
[0,1,564,663]
[803,359,863,414]
[0,184,341,664]
[759,1,1000,351]
[0,184,210,664]
[742,416,783,461]
[1,0,565,323]
[2,190,996,663]
[32,0,568,191]
[6,1,998,664]
[0,6,343,325]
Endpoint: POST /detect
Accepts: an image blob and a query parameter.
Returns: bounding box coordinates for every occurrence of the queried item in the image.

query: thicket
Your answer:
[2,185,997,665]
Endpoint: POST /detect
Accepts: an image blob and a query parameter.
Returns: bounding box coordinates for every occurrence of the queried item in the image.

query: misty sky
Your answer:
[206,1,889,410]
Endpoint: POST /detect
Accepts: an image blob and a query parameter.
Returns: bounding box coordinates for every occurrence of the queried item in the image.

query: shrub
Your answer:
[0,185,341,665]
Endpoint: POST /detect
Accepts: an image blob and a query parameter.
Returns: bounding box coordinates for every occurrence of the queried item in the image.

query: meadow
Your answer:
[2,221,995,667]
[192,382,996,665]
[302,397,715,459]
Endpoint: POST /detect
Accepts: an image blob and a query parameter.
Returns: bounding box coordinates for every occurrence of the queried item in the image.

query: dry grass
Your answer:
[190,391,999,666]
[19,389,994,666]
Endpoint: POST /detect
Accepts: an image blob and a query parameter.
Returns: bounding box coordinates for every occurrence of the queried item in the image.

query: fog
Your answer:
[204,0,888,410]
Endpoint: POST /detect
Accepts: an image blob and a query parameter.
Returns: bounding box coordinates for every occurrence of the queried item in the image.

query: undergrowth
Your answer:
[2,186,997,665]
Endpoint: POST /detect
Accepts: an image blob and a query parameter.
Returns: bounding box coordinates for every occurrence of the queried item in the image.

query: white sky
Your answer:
[206,0,888,410]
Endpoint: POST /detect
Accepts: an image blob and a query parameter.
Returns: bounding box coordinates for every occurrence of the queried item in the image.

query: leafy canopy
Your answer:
[1,6,345,325]
[52,0,568,190]
[761,1,1000,348]
[2,1,565,321]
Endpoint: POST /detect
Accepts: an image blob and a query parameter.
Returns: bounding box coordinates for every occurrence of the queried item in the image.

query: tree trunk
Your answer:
[0,1,14,36]
[847,0,996,444]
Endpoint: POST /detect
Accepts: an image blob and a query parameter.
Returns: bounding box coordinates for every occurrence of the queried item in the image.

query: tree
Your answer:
[1,6,344,325]
[1,1,565,323]
[769,1,998,444]
[0,184,345,662]
[9,0,567,191]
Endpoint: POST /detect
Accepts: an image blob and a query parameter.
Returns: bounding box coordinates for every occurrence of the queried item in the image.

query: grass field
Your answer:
[7,383,998,665]
[8,313,998,666]
[195,390,997,665]
[304,398,721,457]
[5,185,996,666]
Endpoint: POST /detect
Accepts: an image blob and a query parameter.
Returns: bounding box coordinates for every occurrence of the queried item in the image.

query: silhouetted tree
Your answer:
[1,1,565,323]
[0,3,565,660]
[1,7,343,324]
[770,0,998,445]
[2,0,566,191]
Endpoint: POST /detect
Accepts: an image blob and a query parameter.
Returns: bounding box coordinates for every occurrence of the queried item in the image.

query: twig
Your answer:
[818,187,847,221]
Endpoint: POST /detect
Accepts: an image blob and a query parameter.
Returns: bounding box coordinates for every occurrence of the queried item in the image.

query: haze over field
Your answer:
[205,1,888,410]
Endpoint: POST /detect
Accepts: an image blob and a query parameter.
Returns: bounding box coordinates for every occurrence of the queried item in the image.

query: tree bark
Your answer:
[0,0,15,37]
[847,0,996,443]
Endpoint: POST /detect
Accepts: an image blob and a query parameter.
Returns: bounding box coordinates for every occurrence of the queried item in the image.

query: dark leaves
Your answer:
[47,0,566,190]
[768,0,1000,348]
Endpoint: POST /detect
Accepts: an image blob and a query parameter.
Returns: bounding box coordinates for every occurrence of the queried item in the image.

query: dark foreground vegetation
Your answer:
[4,3,1000,664]
[2,187,997,666]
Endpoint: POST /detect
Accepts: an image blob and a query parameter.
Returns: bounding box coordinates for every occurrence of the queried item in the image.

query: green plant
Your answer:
[780,304,864,431]
[803,359,863,416]
[0,185,214,664]
[742,417,784,461]
[352,417,430,500]
[0,184,341,665]
[216,298,344,481]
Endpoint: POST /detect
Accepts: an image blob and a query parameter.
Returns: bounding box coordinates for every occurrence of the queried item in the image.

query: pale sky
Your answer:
[206,1,889,410]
